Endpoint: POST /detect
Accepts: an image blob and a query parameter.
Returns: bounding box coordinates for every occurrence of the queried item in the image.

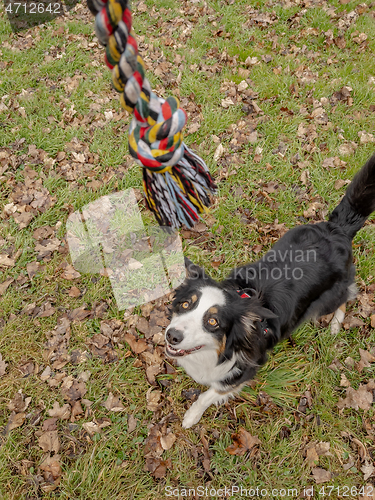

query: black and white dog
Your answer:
[165,154,375,428]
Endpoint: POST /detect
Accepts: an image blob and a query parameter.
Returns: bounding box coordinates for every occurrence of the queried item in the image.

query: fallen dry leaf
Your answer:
[77,370,91,383]
[100,322,115,339]
[33,225,54,241]
[144,457,171,479]
[344,356,355,369]
[35,238,60,259]
[71,400,83,421]
[312,467,331,484]
[359,131,375,144]
[358,348,375,373]
[149,308,169,328]
[136,317,150,336]
[7,392,31,412]
[182,388,201,402]
[306,447,319,467]
[146,388,162,411]
[144,424,164,458]
[26,261,41,279]
[337,385,373,411]
[340,373,351,387]
[322,156,347,169]
[68,286,81,297]
[145,363,163,386]
[61,379,87,402]
[38,431,60,453]
[343,313,365,330]
[0,352,7,377]
[226,427,261,456]
[214,143,225,161]
[128,258,143,270]
[40,365,52,381]
[61,264,81,280]
[39,454,62,490]
[37,301,56,318]
[0,277,14,295]
[42,418,58,432]
[140,302,153,318]
[303,202,325,219]
[48,402,71,420]
[82,421,101,436]
[338,142,356,156]
[104,392,125,412]
[221,97,235,108]
[0,254,15,267]
[13,212,34,229]
[187,121,201,134]
[315,442,332,457]
[69,305,91,322]
[127,415,137,433]
[358,292,375,318]
[305,441,332,467]
[334,179,350,190]
[362,461,375,481]
[4,411,26,434]
[123,332,148,354]
[334,35,346,49]
[160,432,176,451]
[89,333,109,350]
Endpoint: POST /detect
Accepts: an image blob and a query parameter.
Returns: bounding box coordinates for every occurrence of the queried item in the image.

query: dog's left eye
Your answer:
[181,301,189,309]
[208,318,217,326]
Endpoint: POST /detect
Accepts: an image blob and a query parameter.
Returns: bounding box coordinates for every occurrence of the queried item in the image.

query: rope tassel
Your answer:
[87,0,217,228]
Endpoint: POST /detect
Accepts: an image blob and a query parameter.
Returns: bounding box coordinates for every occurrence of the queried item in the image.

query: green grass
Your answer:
[0,0,375,498]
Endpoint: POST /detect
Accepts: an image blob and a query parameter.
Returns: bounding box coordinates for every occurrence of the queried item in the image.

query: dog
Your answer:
[165,154,375,428]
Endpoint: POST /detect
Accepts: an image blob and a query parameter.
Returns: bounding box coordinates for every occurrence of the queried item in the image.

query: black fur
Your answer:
[177,153,375,392]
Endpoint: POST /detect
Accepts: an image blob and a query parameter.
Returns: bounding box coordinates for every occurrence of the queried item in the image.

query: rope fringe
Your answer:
[87,0,217,227]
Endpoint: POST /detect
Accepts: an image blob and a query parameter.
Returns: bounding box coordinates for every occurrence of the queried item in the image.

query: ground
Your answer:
[0,0,375,498]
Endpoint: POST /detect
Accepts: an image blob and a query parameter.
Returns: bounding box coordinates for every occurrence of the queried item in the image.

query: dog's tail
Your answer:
[329,153,375,238]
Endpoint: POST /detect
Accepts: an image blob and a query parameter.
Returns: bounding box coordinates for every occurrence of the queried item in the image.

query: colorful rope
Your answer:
[86,0,217,228]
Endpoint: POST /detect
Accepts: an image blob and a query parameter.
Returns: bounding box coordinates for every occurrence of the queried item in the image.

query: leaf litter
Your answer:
[226,427,261,456]
[1,0,375,495]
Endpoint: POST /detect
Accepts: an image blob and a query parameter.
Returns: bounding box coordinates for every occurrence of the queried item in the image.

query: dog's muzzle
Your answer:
[166,327,184,345]
[165,327,204,358]
[165,343,204,358]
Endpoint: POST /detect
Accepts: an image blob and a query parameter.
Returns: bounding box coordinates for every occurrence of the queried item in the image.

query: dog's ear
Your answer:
[184,257,206,280]
[243,306,278,325]
[221,304,280,364]
[242,306,281,349]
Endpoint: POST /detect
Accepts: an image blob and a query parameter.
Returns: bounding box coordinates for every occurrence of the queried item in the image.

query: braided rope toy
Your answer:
[86,0,217,228]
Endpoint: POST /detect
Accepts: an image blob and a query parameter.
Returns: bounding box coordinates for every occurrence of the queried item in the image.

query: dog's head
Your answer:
[165,259,279,365]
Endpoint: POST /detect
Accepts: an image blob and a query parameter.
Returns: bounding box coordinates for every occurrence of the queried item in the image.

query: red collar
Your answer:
[236,289,253,299]
[236,289,268,335]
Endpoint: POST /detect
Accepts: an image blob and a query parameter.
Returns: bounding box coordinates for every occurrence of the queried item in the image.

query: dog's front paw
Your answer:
[330,317,341,334]
[182,404,203,428]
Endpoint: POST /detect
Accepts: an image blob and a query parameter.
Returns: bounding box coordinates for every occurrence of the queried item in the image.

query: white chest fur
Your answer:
[177,349,236,386]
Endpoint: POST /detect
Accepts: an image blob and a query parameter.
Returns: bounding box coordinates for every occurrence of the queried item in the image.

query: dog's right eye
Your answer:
[181,301,189,309]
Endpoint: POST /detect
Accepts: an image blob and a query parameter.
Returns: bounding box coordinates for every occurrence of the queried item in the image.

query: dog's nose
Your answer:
[166,328,184,345]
